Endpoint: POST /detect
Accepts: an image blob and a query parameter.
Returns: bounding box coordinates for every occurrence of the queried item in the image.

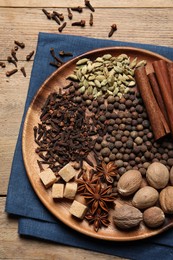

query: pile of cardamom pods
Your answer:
[67,53,146,98]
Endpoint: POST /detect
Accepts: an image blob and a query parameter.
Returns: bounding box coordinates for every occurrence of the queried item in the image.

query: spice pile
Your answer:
[42,1,117,37]
[34,52,173,233]
[1,40,35,78]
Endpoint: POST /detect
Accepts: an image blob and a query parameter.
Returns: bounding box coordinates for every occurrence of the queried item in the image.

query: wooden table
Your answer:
[0,1,173,259]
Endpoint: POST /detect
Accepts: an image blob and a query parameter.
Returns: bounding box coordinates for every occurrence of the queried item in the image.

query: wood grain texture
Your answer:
[0,1,173,259]
[0,198,126,260]
[0,0,173,8]
[0,7,173,62]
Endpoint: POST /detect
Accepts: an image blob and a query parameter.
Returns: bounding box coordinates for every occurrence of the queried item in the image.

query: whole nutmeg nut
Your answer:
[113,204,142,230]
[143,206,165,228]
[159,186,173,214]
[117,170,142,196]
[132,186,159,210]
[146,162,169,189]
[170,166,173,185]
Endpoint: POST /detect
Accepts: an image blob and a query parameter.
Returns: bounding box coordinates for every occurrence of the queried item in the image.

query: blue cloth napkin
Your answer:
[5,32,173,260]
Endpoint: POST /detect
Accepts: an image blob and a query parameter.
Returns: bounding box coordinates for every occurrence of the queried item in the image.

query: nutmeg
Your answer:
[170,166,173,185]
[132,186,159,210]
[143,207,165,228]
[113,204,142,230]
[146,162,169,189]
[117,170,142,196]
[159,186,173,214]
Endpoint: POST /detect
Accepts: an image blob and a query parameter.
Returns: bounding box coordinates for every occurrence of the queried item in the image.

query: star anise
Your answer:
[85,208,110,232]
[76,170,99,193]
[82,181,116,214]
[96,161,118,184]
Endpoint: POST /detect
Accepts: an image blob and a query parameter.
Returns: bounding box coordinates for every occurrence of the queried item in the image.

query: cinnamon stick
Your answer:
[135,66,170,140]
[148,72,169,123]
[153,60,173,135]
[167,62,173,96]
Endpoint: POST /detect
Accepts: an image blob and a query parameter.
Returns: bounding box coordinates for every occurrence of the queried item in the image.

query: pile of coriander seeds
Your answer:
[66,53,173,176]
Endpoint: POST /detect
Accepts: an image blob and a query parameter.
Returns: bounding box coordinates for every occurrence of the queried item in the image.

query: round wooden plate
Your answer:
[22,47,173,241]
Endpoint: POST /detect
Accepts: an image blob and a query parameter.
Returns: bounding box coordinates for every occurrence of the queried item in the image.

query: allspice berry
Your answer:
[143,207,165,228]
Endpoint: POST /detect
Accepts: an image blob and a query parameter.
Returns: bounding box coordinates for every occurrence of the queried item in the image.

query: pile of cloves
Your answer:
[41,1,117,37]
[1,40,35,78]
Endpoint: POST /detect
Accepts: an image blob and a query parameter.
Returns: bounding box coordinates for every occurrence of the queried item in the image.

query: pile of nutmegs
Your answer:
[113,163,173,229]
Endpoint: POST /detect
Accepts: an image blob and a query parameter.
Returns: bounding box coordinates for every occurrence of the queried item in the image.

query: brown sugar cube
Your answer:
[69,200,88,219]
[58,163,77,182]
[52,183,64,199]
[64,182,77,199]
[39,168,57,188]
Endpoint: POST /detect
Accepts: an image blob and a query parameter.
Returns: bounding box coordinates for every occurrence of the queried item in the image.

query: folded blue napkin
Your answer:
[6,32,173,260]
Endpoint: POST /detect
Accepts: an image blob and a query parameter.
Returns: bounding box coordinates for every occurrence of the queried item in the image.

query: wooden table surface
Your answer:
[0,0,173,259]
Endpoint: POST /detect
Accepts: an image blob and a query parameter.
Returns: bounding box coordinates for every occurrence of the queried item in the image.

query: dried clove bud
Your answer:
[26,50,35,61]
[14,40,25,49]
[108,24,117,37]
[58,22,67,32]
[71,6,83,13]
[52,13,60,25]
[53,11,64,21]
[67,8,73,20]
[20,67,26,77]
[72,20,85,27]
[6,68,18,77]
[89,13,93,26]
[59,51,73,57]
[42,8,52,19]
[14,46,18,51]
[0,62,6,68]
[49,61,62,68]
[7,56,17,67]
[85,0,95,12]
[11,49,18,62]
[50,48,63,64]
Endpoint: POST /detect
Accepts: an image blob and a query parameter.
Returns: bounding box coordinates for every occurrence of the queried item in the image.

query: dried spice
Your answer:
[81,181,116,214]
[6,68,18,77]
[96,161,118,183]
[85,208,110,232]
[76,170,99,192]
[34,90,95,173]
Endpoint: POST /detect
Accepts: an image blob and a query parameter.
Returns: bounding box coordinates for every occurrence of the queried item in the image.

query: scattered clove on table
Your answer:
[58,22,67,32]
[6,68,18,77]
[20,67,26,77]
[26,50,35,61]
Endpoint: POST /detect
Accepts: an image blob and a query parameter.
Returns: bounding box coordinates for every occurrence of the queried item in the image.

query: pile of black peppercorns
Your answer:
[69,83,173,176]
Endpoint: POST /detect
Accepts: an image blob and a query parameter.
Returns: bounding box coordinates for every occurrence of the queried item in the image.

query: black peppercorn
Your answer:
[118,104,126,111]
[107,96,115,103]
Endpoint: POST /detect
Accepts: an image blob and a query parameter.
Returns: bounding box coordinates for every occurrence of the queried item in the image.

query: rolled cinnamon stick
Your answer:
[167,62,173,96]
[135,66,170,140]
[153,60,173,135]
[148,72,169,123]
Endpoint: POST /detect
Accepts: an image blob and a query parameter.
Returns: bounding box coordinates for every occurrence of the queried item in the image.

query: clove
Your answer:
[71,6,83,13]
[14,46,18,51]
[11,49,18,62]
[53,11,64,21]
[67,8,73,20]
[58,22,67,32]
[50,48,63,64]
[52,13,60,25]
[89,13,93,26]
[108,24,117,37]
[6,68,18,77]
[49,61,62,68]
[42,8,52,19]
[14,40,25,49]
[20,67,26,77]
[0,62,6,68]
[85,0,95,12]
[26,50,35,61]
[59,50,73,57]
[7,56,17,67]
[72,20,85,27]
